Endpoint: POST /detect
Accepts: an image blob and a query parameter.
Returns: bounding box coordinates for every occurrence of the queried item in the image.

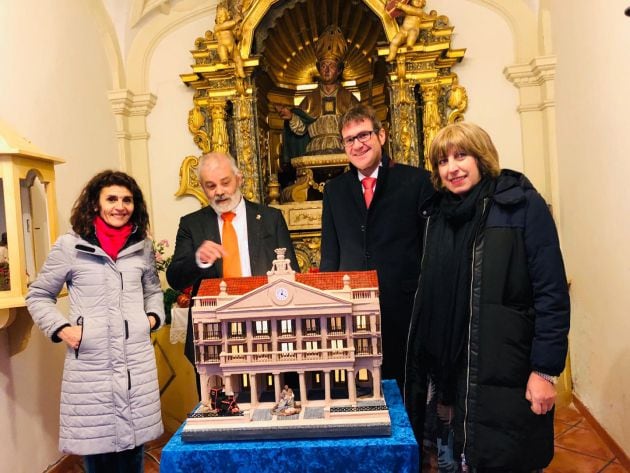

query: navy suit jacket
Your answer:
[166,199,296,365]
[320,155,434,384]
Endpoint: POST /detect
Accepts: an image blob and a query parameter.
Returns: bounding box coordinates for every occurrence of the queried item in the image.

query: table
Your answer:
[160,380,419,473]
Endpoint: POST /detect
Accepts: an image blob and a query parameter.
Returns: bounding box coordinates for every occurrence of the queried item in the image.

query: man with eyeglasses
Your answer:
[320,104,434,388]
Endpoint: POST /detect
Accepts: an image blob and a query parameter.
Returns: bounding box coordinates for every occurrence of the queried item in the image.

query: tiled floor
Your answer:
[419,403,628,473]
[54,404,627,472]
[547,403,627,473]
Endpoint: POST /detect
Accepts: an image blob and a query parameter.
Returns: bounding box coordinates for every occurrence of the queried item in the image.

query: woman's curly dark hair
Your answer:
[70,170,150,239]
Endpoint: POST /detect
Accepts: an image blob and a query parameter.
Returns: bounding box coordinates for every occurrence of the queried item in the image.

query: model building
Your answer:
[183,248,390,441]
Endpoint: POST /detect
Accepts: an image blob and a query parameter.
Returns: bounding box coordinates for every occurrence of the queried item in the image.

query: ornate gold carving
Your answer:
[175,155,208,205]
[281,168,313,203]
[421,82,442,172]
[292,235,322,272]
[210,102,229,153]
[447,78,468,124]
[267,175,280,205]
[233,95,259,201]
[386,0,435,62]
[188,105,210,153]
[214,4,245,79]
[290,154,348,169]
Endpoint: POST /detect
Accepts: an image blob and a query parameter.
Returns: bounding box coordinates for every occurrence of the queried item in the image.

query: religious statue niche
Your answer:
[178,0,469,270]
[274,26,359,203]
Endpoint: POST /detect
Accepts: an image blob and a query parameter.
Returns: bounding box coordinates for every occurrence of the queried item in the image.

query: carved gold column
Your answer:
[389,80,419,167]
[233,94,259,202]
[210,101,230,153]
[420,82,442,173]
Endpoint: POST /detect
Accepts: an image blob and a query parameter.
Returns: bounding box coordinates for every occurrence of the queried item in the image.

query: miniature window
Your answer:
[355,315,368,331]
[334,369,346,383]
[230,322,244,337]
[304,318,319,334]
[280,319,294,335]
[329,316,344,333]
[355,338,370,355]
[255,320,269,335]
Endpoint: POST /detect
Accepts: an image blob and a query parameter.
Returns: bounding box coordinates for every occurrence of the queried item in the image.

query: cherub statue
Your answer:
[214,4,245,78]
[386,0,430,62]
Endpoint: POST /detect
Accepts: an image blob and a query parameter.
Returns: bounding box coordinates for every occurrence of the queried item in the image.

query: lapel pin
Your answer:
[256,214,261,220]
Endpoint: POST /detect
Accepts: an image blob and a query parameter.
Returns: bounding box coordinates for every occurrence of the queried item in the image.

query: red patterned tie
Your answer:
[221,211,242,278]
[362,177,376,209]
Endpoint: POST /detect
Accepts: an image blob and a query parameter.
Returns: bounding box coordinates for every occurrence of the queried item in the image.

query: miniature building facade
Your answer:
[191,249,383,408]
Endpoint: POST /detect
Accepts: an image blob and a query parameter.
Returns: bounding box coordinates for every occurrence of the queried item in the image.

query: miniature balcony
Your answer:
[218,347,355,366]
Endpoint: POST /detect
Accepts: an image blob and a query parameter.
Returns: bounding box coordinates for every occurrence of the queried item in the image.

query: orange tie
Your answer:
[362,177,376,209]
[221,211,242,278]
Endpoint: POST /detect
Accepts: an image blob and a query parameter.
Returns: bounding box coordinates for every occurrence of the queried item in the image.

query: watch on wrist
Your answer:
[534,371,559,385]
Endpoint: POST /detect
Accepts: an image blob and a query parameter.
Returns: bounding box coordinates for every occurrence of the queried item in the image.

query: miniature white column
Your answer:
[347,369,357,404]
[298,372,307,404]
[249,373,259,407]
[274,373,282,402]
[324,370,331,404]
[372,365,382,398]
[224,375,233,394]
[200,373,210,403]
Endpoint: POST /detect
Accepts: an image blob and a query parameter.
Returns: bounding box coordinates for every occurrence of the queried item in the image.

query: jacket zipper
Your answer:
[403,215,430,404]
[461,197,489,470]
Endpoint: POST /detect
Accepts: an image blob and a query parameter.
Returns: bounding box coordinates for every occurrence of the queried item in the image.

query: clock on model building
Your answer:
[270,285,292,305]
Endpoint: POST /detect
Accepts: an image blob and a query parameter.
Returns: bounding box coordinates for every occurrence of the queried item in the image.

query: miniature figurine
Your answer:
[199,386,242,416]
[272,385,300,416]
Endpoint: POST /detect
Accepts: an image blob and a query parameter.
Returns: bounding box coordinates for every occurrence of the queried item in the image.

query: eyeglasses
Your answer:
[342,130,376,148]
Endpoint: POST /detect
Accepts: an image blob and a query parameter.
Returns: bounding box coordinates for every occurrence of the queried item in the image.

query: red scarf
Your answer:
[94,216,133,261]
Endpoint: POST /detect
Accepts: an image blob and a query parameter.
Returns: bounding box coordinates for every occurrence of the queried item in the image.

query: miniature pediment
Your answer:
[216,277,352,314]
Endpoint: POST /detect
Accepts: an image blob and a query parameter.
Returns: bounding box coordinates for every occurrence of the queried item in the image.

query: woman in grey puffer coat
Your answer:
[26,171,165,473]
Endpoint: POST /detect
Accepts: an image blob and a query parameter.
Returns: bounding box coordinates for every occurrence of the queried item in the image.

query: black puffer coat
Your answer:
[404,170,570,470]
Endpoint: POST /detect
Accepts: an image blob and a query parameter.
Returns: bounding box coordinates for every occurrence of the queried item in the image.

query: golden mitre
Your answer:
[315,26,348,64]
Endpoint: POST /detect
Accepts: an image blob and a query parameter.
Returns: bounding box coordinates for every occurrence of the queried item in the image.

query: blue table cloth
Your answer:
[160,379,419,472]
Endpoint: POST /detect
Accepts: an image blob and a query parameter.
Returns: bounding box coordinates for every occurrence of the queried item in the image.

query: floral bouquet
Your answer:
[152,239,179,324]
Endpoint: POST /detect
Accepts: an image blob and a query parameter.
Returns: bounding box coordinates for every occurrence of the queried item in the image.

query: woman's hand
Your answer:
[525,371,557,415]
[58,326,82,350]
[148,314,157,329]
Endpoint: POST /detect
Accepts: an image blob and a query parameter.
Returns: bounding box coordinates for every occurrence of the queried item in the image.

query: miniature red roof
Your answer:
[195,270,378,297]
[296,271,378,290]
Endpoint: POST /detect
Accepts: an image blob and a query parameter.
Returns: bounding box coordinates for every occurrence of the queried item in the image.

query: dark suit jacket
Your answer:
[320,155,434,384]
[166,200,296,365]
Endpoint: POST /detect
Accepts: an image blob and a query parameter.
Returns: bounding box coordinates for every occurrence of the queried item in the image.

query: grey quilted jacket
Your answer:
[26,232,165,455]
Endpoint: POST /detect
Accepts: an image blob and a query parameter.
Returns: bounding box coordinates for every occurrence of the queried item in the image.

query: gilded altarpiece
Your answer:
[178,0,468,271]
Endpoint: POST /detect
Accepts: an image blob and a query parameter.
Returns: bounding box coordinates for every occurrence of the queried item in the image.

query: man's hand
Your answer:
[525,371,557,415]
[275,105,292,120]
[58,326,82,350]
[196,240,228,266]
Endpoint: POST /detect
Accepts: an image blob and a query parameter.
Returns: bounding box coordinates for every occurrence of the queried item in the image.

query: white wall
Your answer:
[0,1,120,471]
[550,0,630,454]
[433,0,524,171]
[147,14,214,246]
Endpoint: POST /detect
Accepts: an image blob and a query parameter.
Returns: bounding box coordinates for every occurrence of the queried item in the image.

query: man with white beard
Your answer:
[167,152,296,379]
